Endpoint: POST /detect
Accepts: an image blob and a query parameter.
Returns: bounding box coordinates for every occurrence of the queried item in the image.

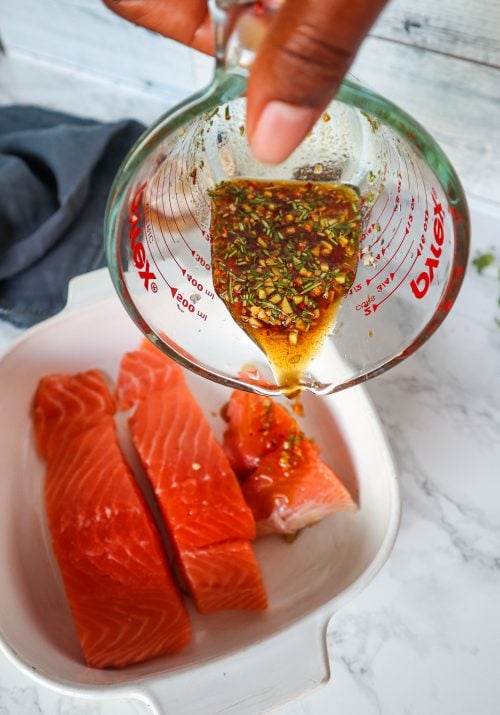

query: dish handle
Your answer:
[64,268,115,313]
[137,616,331,715]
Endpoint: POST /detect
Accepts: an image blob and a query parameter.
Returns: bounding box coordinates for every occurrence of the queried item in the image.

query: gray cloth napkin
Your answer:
[0,106,145,327]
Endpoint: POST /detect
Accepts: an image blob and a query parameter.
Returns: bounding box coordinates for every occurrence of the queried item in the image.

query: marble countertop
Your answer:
[0,24,499,715]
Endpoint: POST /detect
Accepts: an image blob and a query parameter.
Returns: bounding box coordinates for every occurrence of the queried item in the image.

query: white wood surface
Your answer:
[351,38,500,204]
[1,0,498,204]
[373,0,500,67]
[0,0,203,103]
[2,0,500,86]
[3,0,500,68]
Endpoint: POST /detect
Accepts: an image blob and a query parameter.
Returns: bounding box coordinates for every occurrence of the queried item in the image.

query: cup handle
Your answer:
[137,616,331,715]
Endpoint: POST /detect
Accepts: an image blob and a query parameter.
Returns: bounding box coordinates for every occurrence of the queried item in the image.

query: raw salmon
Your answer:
[33,370,114,461]
[223,388,297,477]
[118,345,268,612]
[223,388,357,535]
[242,433,357,536]
[179,540,267,614]
[35,370,191,668]
[131,385,257,548]
[116,338,183,410]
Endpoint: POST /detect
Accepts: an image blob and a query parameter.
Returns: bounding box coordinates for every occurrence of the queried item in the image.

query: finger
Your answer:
[247,0,388,164]
[103,0,214,54]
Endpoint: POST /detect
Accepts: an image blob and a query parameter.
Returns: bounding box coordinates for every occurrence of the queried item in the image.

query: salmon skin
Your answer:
[242,434,357,536]
[223,388,357,535]
[118,341,268,613]
[34,370,191,669]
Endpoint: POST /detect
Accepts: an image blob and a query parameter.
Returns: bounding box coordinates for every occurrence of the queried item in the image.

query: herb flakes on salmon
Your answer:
[223,386,357,535]
[222,385,297,478]
[242,433,357,536]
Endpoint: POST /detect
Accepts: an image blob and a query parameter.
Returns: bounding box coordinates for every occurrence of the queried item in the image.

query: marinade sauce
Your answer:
[209,178,361,391]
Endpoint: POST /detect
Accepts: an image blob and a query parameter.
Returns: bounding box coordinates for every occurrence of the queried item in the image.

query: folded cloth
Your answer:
[0,106,145,327]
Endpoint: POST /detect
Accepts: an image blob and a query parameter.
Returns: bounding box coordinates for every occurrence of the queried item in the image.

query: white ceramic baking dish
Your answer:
[0,270,400,714]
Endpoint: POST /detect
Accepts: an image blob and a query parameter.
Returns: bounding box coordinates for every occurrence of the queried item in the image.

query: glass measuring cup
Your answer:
[104,0,470,396]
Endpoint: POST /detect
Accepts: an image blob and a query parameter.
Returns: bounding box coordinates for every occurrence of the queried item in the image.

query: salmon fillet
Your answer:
[131,386,257,549]
[223,388,297,477]
[179,540,268,614]
[242,436,357,536]
[223,388,357,535]
[116,339,183,410]
[119,344,267,612]
[35,371,191,668]
[33,370,114,461]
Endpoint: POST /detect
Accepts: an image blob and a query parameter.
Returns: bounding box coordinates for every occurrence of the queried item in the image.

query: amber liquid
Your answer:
[209,179,361,391]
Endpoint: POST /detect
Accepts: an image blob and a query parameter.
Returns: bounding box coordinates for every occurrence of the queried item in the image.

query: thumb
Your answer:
[247,0,388,164]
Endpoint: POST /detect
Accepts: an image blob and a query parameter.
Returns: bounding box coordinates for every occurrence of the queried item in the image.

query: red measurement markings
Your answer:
[365,216,403,286]
[139,178,209,310]
[371,239,418,312]
[362,165,391,245]
[181,134,210,211]
[393,193,414,243]
[138,174,181,299]
[369,172,403,249]
[175,291,195,313]
[367,147,402,249]
[348,281,363,296]
[401,146,411,196]
[405,149,421,205]
[169,160,192,231]
[376,191,415,260]
[175,290,209,322]
[143,199,178,299]
[355,293,376,315]
[164,161,211,271]
[363,196,389,243]
[145,174,169,267]
[411,158,431,263]
[186,274,203,291]
[449,204,467,228]
[194,252,211,271]
[180,154,211,243]
[417,209,429,259]
[153,170,186,278]
[129,181,158,293]
[186,273,215,300]
[165,160,194,261]
[363,161,389,216]
[414,156,429,213]
[376,237,415,294]
[410,189,446,300]
[358,238,416,313]
[356,216,423,315]
[361,163,390,236]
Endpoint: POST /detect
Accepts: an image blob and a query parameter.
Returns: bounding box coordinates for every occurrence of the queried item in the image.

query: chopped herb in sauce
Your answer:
[209,179,361,390]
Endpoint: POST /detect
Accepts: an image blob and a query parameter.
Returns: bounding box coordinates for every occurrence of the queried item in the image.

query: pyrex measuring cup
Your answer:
[104,0,469,396]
